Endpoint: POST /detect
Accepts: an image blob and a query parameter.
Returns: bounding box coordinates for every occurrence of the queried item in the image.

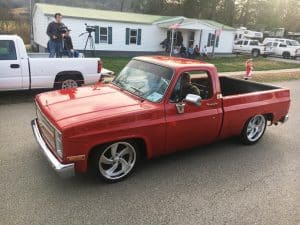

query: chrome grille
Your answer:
[36,103,55,150]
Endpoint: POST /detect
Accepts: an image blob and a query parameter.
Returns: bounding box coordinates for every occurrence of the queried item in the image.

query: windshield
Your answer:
[112,60,174,103]
[286,40,300,46]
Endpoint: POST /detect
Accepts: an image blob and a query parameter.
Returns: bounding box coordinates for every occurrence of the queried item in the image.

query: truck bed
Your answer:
[219,76,279,96]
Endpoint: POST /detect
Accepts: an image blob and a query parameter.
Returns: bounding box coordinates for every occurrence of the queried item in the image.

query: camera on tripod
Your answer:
[85,23,96,33]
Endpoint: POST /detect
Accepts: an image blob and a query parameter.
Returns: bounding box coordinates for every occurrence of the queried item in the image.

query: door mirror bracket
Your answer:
[175,94,201,114]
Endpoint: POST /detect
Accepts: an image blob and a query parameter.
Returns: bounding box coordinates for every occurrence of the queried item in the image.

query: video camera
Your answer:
[85,23,96,33]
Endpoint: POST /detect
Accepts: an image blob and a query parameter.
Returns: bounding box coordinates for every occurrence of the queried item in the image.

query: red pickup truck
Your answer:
[31,56,290,182]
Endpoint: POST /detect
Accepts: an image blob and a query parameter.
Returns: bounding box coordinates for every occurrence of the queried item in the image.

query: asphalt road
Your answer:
[0,81,299,225]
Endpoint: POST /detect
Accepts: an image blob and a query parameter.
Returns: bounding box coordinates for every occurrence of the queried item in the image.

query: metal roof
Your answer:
[35,3,173,25]
[35,3,235,30]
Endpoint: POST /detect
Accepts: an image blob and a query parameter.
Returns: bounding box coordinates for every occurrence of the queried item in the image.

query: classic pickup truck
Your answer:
[31,56,290,182]
[0,35,104,90]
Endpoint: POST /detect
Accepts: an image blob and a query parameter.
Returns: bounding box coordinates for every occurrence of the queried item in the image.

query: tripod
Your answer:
[79,31,95,57]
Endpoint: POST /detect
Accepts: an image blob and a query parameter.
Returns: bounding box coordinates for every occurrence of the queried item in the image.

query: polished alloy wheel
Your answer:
[61,79,78,89]
[246,115,266,142]
[98,142,136,180]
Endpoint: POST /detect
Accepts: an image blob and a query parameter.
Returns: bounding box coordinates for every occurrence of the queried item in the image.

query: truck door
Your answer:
[164,70,223,154]
[0,40,22,90]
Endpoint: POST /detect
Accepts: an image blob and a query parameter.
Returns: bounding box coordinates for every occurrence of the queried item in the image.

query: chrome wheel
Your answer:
[98,142,136,180]
[61,79,78,89]
[246,115,266,142]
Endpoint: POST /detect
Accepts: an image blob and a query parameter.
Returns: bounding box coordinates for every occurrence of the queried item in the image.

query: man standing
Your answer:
[46,13,65,58]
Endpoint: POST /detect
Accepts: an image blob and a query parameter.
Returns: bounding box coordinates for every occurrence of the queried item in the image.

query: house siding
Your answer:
[33,8,235,54]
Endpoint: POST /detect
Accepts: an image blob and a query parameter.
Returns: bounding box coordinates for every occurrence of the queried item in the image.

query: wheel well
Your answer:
[88,138,148,166]
[252,49,260,53]
[264,113,274,123]
[54,71,84,84]
[283,51,290,55]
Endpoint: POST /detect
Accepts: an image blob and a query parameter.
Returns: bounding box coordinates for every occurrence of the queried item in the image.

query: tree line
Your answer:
[0,0,299,44]
[131,0,300,32]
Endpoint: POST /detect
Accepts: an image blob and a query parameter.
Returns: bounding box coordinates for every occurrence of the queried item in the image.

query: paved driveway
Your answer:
[0,81,299,225]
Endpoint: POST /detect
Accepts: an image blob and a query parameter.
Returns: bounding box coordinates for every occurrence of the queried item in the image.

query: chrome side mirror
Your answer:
[175,102,186,114]
[185,94,202,106]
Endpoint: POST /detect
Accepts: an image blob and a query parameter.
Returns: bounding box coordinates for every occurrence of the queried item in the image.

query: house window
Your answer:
[95,26,112,44]
[100,27,108,43]
[207,33,219,47]
[130,29,137,44]
[126,28,142,45]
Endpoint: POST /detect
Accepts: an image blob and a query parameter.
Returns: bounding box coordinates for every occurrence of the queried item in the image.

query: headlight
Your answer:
[54,130,63,158]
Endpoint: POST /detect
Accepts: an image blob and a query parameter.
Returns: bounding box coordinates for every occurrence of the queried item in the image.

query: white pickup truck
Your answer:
[233,39,273,57]
[0,35,104,91]
[264,40,300,59]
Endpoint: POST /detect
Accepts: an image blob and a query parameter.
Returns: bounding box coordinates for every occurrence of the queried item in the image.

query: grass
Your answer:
[101,55,300,75]
[234,71,300,83]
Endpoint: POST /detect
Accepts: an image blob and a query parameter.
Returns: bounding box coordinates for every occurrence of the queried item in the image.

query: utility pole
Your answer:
[212,30,217,58]
[29,0,34,46]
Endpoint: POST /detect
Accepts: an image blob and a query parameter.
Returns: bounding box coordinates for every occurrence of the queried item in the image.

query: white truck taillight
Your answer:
[97,59,102,74]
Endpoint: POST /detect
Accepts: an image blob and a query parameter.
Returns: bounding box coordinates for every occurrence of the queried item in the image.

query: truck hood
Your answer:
[36,84,147,128]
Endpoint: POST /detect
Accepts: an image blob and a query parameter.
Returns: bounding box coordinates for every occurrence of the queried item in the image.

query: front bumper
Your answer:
[31,119,75,178]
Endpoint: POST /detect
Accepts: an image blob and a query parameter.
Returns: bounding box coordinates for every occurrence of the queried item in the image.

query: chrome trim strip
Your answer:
[31,119,75,178]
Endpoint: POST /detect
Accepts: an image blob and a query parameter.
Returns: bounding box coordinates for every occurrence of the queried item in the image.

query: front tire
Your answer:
[241,115,267,145]
[90,141,140,182]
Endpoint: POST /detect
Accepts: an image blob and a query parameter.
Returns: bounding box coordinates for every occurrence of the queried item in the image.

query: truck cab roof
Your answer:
[134,56,216,70]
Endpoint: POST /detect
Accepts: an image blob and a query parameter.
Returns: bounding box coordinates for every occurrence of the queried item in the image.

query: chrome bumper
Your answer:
[31,119,75,178]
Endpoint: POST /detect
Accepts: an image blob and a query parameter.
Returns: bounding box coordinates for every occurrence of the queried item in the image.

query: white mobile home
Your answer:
[33,3,236,55]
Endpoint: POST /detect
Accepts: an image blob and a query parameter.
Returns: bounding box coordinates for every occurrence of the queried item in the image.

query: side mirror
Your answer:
[185,94,202,106]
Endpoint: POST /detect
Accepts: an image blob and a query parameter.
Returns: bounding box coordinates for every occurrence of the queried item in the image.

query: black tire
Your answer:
[241,115,267,145]
[89,141,141,182]
[252,49,260,57]
[54,75,83,90]
[282,52,290,59]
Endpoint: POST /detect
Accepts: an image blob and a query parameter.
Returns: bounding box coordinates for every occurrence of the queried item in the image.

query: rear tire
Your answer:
[90,141,140,182]
[241,115,267,145]
[252,49,260,57]
[54,75,83,90]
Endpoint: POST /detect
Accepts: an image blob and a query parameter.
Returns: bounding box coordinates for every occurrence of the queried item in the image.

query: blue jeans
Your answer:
[48,40,63,58]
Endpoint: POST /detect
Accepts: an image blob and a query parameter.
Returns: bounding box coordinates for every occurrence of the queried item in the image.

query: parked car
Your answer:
[263,38,300,47]
[31,56,290,182]
[0,35,103,91]
[233,39,273,57]
[264,41,300,59]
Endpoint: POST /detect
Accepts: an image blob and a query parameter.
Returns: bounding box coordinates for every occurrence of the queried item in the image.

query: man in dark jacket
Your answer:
[46,13,65,58]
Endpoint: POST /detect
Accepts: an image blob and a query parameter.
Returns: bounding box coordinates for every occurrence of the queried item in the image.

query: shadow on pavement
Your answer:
[0,89,50,105]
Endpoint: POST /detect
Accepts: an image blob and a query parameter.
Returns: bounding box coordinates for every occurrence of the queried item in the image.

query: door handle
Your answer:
[206,102,218,107]
[10,64,20,69]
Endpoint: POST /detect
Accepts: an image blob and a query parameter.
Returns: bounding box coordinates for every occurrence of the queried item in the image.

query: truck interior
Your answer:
[219,76,279,96]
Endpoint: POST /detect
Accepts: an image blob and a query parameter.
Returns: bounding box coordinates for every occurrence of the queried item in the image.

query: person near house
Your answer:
[63,29,79,58]
[160,38,170,53]
[46,13,65,58]
[187,44,195,58]
[194,45,200,58]
[202,45,208,59]
[180,45,187,58]
[180,72,200,100]
[244,59,253,80]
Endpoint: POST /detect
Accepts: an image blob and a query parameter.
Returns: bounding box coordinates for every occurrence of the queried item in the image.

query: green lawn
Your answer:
[101,55,300,75]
